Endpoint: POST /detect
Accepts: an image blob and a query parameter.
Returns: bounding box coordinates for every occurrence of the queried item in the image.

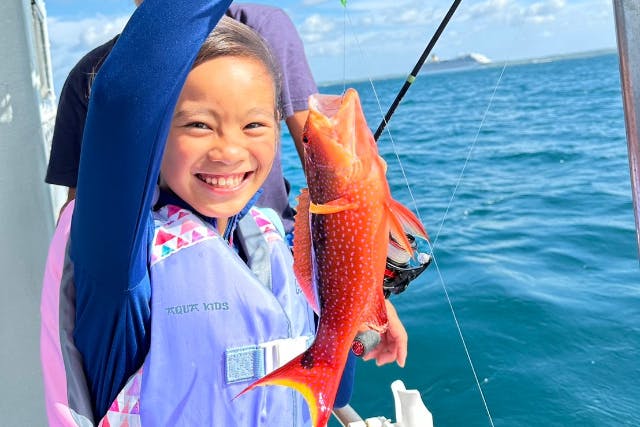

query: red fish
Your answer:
[241,88,428,426]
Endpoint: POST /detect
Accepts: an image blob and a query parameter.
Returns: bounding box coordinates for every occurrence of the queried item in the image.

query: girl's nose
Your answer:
[205,134,243,162]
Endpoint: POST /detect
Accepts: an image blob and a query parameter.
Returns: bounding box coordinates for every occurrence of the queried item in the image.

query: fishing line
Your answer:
[342,3,347,94]
[426,65,507,427]
[337,2,508,426]
[431,65,507,247]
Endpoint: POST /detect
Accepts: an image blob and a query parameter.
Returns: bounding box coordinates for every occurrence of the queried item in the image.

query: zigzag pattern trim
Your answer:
[150,205,218,265]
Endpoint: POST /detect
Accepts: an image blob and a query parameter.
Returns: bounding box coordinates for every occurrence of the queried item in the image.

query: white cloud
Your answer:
[300,14,338,44]
[523,0,566,23]
[47,15,128,93]
[460,0,568,25]
[382,7,445,26]
[405,9,427,23]
[463,0,516,22]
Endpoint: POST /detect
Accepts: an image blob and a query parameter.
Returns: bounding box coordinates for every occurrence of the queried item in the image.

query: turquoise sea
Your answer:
[281,52,640,426]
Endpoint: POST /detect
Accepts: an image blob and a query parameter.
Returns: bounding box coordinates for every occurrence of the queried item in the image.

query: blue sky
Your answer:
[44,0,617,91]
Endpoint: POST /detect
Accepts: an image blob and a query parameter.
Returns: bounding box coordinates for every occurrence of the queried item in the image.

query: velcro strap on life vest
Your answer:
[225,336,313,384]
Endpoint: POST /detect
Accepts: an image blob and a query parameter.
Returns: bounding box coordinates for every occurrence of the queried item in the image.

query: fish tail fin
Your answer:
[238,351,344,427]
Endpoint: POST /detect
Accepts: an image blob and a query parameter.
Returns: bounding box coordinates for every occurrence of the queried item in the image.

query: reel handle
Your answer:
[351,330,381,357]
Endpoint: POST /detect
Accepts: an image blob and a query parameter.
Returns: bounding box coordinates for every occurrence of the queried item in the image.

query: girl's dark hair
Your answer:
[194,16,283,120]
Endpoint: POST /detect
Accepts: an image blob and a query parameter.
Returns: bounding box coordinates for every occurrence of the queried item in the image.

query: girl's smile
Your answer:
[195,172,252,190]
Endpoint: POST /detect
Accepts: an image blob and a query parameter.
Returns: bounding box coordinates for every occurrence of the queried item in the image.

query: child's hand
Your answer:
[362,300,408,367]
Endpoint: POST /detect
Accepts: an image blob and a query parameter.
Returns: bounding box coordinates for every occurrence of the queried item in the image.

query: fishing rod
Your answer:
[373,0,463,141]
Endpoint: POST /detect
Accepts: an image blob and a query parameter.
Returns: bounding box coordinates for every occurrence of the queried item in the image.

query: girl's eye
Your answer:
[245,122,264,130]
[186,121,209,130]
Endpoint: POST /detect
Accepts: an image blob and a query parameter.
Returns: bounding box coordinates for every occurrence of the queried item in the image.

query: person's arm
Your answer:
[55,187,76,221]
[70,0,232,418]
[286,110,310,171]
[363,300,408,367]
[46,37,119,192]
[45,66,89,189]
[276,12,316,169]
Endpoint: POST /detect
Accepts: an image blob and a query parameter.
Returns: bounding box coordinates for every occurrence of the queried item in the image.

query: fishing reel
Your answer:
[383,233,431,298]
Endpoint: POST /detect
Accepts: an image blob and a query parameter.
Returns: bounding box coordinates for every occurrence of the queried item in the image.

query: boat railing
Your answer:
[331,380,433,427]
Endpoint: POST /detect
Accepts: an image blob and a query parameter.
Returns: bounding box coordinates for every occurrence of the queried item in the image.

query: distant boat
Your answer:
[425,53,491,73]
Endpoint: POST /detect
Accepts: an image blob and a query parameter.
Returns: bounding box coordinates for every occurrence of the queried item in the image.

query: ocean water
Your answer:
[281,52,640,426]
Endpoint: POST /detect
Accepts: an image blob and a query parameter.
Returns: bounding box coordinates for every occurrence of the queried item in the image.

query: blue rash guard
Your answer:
[70,0,233,418]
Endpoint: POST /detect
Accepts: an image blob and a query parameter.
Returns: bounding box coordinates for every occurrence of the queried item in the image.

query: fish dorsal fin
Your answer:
[309,197,358,214]
[293,189,320,314]
[386,198,429,254]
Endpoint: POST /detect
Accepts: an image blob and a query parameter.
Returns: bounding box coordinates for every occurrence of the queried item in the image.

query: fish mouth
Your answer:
[306,89,363,174]
[195,172,251,189]
[309,93,344,120]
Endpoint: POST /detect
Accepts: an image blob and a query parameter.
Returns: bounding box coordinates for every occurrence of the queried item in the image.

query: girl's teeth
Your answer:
[201,174,241,188]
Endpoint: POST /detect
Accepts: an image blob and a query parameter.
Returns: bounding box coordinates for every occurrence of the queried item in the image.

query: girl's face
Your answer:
[161,56,278,220]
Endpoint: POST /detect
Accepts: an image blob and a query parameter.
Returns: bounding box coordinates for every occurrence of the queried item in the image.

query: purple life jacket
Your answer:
[42,203,316,426]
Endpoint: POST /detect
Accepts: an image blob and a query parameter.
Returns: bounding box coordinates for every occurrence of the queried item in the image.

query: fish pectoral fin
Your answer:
[309,197,358,214]
[294,189,320,314]
[362,293,389,333]
[387,198,429,254]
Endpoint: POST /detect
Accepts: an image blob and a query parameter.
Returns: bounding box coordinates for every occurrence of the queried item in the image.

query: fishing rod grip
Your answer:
[351,330,381,357]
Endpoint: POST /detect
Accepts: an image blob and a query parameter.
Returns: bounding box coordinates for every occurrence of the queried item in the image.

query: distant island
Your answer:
[424,53,492,73]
